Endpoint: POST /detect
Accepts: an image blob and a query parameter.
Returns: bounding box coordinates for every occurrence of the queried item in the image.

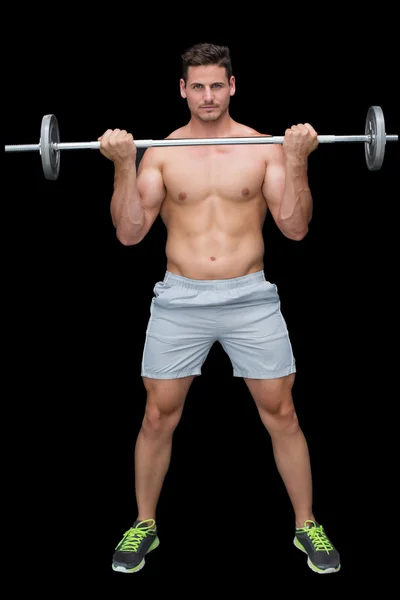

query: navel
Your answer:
[241,187,250,197]
[178,191,187,201]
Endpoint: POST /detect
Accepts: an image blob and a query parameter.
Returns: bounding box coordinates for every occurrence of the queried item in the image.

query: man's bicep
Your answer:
[137,152,166,225]
[262,152,286,222]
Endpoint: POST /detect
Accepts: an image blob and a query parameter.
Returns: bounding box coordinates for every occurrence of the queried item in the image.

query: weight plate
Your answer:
[364,106,386,171]
[40,114,60,180]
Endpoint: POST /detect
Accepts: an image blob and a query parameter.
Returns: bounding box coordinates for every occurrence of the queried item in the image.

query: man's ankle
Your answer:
[295,516,316,529]
[137,516,156,527]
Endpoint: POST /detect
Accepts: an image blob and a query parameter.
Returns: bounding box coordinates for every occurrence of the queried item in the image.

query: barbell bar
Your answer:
[4,106,398,180]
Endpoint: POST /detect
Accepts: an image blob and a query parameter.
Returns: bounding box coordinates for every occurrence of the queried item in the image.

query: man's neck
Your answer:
[187,114,234,138]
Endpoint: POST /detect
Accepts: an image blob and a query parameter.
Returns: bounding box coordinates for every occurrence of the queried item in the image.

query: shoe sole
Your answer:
[293,537,341,574]
[112,536,160,573]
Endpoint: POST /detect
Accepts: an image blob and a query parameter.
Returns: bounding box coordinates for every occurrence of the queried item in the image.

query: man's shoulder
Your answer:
[138,126,187,168]
[232,121,283,162]
[232,121,272,138]
[164,126,189,139]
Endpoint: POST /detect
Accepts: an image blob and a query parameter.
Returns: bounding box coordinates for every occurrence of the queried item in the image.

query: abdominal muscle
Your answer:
[161,195,267,280]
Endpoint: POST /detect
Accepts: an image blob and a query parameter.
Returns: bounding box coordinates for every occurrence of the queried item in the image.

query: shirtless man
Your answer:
[99,43,341,575]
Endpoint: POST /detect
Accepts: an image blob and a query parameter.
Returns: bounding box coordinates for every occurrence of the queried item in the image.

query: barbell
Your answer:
[4,106,398,180]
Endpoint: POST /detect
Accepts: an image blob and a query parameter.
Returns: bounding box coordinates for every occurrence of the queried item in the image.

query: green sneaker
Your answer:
[112,519,160,573]
[294,520,341,574]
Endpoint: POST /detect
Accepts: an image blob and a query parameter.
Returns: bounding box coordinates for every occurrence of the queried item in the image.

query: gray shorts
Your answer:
[141,270,296,380]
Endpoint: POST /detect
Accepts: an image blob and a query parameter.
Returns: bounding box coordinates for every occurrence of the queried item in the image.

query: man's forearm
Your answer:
[278,159,313,240]
[111,165,145,244]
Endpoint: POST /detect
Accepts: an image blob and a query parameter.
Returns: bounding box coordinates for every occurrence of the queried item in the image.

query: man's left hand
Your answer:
[283,123,319,162]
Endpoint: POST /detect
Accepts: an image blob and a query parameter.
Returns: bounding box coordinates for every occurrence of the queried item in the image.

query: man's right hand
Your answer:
[98,129,137,169]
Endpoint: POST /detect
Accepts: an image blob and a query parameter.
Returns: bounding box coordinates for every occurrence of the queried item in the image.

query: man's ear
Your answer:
[229,75,236,96]
[180,78,187,99]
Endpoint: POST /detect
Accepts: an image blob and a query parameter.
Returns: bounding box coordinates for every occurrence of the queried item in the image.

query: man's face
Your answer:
[180,65,235,122]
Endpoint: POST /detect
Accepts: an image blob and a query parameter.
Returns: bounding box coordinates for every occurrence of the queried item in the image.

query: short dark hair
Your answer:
[181,42,232,83]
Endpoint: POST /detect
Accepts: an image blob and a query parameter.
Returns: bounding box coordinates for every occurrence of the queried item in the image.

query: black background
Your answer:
[3,7,399,596]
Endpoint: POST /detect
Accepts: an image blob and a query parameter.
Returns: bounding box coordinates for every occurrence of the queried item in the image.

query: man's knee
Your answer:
[141,376,194,435]
[142,401,180,436]
[245,374,299,434]
[270,401,299,434]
